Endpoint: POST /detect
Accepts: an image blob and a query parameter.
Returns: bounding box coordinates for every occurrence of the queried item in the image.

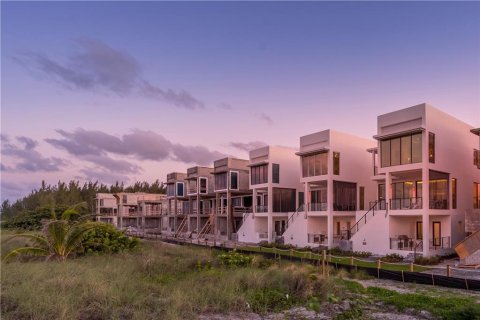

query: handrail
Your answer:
[348,200,385,239]
[283,204,305,235]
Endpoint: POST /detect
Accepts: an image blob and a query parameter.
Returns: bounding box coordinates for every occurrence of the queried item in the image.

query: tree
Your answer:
[4,203,106,262]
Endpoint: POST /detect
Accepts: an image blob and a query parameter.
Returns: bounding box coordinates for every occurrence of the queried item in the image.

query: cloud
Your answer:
[256,112,274,125]
[0,181,33,202]
[217,103,233,110]
[79,168,132,185]
[46,128,225,166]
[229,141,268,152]
[1,135,67,172]
[80,155,142,174]
[17,38,204,110]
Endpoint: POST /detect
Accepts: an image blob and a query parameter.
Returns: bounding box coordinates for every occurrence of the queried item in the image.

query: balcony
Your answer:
[390,197,422,210]
[430,236,451,250]
[307,202,327,211]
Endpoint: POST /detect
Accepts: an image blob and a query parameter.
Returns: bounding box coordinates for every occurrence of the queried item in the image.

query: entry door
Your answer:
[298,192,305,207]
[433,221,441,247]
[199,200,204,215]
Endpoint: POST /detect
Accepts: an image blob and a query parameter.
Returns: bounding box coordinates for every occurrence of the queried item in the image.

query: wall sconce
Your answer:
[363,238,366,245]
[290,234,294,240]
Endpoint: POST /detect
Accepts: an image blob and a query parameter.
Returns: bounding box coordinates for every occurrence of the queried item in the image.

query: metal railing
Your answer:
[307,202,327,211]
[390,237,421,251]
[390,197,422,210]
[255,205,269,213]
[308,233,328,245]
[348,200,386,240]
[430,236,451,249]
[283,204,305,234]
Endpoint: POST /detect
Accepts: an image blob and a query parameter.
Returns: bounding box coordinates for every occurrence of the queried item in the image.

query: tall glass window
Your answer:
[474,183,480,209]
[452,178,457,209]
[301,152,328,177]
[199,178,208,194]
[429,132,435,163]
[272,163,280,183]
[176,182,184,197]
[215,173,228,190]
[333,181,357,211]
[251,164,268,185]
[380,133,422,167]
[359,186,365,210]
[272,188,296,212]
[429,170,448,209]
[333,152,340,175]
[230,171,239,190]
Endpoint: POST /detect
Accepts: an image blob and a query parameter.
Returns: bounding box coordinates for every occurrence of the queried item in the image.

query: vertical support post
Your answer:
[410,262,414,272]
[447,265,451,277]
[322,250,326,276]
[327,179,334,248]
[267,185,273,243]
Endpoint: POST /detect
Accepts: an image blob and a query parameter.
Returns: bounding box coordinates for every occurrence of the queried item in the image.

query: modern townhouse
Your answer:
[95,192,166,231]
[468,127,480,234]
[282,130,377,249]
[238,146,303,244]
[184,166,216,238]
[350,103,479,257]
[163,172,188,235]
[95,193,118,226]
[211,157,252,241]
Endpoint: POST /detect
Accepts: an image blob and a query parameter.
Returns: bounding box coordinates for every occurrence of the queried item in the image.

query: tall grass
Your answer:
[1,238,327,320]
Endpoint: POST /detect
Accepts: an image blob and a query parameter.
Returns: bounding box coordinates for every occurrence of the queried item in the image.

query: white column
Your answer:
[253,188,258,214]
[227,191,231,239]
[267,186,274,242]
[141,202,146,232]
[327,179,334,248]
[385,172,392,208]
[422,167,430,256]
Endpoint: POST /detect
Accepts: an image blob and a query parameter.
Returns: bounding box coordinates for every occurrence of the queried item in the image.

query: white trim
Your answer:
[175,182,185,197]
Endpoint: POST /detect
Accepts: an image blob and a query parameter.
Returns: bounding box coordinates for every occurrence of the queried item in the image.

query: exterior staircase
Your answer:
[174,217,188,238]
[455,229,480,266]
[197,214,215,239]
[282,205,309,247]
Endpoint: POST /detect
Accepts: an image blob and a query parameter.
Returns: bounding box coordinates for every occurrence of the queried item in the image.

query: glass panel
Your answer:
[401,135,412,164]
[416,221,423,240]
[176,182,184,197]
[381,140,390,167]
[390,138,401,166]
[359,186,365,210]
[333,152,340,175]
[429,170,449,209]
[320,152,328,175]
[272,163,280,183]
[429,132,435,163]
[302,157,308,177]
[452,178,457,209]
[273,188,296,212]
[412,133,422,163]
[199,178,207,194]
[215,173,228,190]
[230,171,238,190]
[378,184,385,200]
[308,155,315,177]
[333,181,357,211]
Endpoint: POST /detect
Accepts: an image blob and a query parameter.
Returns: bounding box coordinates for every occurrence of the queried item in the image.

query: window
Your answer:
[429,170,448,209]
[176,182,184,197]
[416,221,423,240]
[188,179,197,194]
[359,187,365,210]
[333,181,356,211]
[167,184,175,197]
[333,152,340,175]
[100,199,104,206]
[251,164,268,185]
[452,178,457,209]
[215,173,227,190]
[272,163,280,183]
[380,133,422,167]
[474,150,480,169]
[230,171,239,190]
[272,188,296,212]
[474,183,480,209]
[301,152,328,177]
[199,178,208,194]
[122,195,127,204]
[429,132,435,163]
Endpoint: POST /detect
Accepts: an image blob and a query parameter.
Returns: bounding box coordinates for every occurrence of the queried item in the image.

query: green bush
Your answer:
[246,287,295,313]
[328,247,372,258]
[414,256,441,265]
[258,241,295,250]
[217,250,253,267]
[81,224,140,254]
[380,253,404,263]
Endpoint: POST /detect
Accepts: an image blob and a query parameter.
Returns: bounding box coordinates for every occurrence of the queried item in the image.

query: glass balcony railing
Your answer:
[390,197,422,210]
[307,202,328,211]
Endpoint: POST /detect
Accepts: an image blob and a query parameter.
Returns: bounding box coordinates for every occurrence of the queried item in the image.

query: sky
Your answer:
[1,1,479,202]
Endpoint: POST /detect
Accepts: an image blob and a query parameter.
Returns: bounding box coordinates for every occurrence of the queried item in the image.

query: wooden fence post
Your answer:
[377,259,381,279]
[409,262,414,272]
[322,250,326,277]
[350,256,354,266]
[447,265,451,277]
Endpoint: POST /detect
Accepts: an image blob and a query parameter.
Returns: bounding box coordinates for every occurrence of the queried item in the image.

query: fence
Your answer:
[127,231,480,291]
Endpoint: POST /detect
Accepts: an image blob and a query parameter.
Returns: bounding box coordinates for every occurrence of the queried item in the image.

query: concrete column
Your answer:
[422,167,430,256]
[119,205,123,229]
[174,197,178,234]
[327,179,334,247]
[304,182,309,213]
[267,186,273,242]
[141,202,145,232]
[253,188,258,213]
[196,194,200,233]
[227,191,231,239]
[215,192,220,238]
[385,172,392,208]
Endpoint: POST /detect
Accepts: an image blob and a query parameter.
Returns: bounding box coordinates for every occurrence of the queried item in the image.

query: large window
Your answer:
[474,183,480,209]
[230,171,239,190]
[333,181,357,211]
[251,164,268,185]
[215,173,227,190]
[333,152,340,175]
[167,184,175,197]
[474,150,480,169]
[429,132,435,163]
[273,188,296,212]
[302,152,328,177]
[176,182,185,197]
[452,178,457,209]
[272,163,280,183]
[429,170,448,209]
[380,133,422,167]
[359,187,365,210]
[199,178,208,194]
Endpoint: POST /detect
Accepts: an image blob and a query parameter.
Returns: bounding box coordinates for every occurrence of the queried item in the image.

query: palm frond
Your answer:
[64,222,106,257]
[3,247,49,261]
[4,233,48,248]
[61,202,87,221]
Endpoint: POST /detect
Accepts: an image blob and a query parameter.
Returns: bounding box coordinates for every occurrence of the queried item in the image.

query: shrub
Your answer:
[258,242,295,250]
[380,253,404,263]
[246,287,295,313]
[81,224,140,254]
[217,250,253,267]
[414,256,441,265]
[328,248,372,258]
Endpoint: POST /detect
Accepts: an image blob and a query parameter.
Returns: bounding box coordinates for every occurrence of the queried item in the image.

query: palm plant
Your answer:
[4,202,106,262]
